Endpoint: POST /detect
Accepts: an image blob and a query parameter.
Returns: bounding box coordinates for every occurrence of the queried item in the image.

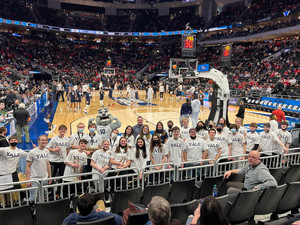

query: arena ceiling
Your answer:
[51,0,243,9]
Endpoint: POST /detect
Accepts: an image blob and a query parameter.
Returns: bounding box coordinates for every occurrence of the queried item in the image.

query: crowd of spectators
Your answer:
[146,37,299,97]
[0,33,159,89]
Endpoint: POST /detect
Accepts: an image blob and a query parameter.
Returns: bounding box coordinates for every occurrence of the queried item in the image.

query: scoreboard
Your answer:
[182,34,196,57]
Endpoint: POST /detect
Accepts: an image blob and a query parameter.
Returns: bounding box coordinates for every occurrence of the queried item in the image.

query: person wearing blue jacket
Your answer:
[63,193,123,225]
[180,98,192,127]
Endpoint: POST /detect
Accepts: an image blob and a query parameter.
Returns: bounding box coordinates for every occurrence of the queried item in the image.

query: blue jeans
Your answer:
[29,180,47,203]
[29,181,39,203]
[184,163,201,179]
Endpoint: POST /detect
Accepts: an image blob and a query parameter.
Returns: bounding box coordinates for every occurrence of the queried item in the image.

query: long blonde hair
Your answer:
[139,125,151,140]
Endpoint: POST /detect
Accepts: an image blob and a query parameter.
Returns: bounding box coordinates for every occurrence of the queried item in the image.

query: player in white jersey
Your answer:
[228,124,246,160]
[0,136,27,205]
[129,138,148,179]
[191,94,201,128]
[159,82,165,102]
[246,122,260,153]
[121,126,135,148]
[180,118,191,141]
[215,124,231,159]
[195,121,209,140]
[274,121,292,153]
[235,117,247,138]
[46,125,70,178]
[147,85,154,105]
[109,129,120,152]
[26,135,52,202]
[206,129,222,164]
[258,123,288,155]
[82,83,89,95]
[70,123,88,151]
[165,126,184,168]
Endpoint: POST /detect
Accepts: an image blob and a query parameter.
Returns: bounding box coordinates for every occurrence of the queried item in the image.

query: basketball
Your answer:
[208,79,214,84]
[172,64,177,69]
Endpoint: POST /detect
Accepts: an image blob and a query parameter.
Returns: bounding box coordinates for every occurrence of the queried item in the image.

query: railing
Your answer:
[141,163,175,189]
[1,148,299,207]
[216,155,248,176]
[283,147,300,167]
[177,160,216,182]
[0,180,40,208]
[40,172,101,202]
[102,167,140,192]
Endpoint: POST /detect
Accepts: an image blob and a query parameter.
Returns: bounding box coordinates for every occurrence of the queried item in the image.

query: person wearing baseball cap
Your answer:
[182,128,208,178]
[274,121,292,153]
[258,123,288,157]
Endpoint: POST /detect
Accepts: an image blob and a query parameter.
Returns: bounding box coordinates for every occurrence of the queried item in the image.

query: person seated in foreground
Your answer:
[147,196,181,225]
[62,193,123,225]
[223,150,277,193]
[185,196,229,225]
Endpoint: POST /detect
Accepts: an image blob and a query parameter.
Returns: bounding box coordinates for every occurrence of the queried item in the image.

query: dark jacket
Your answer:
[62,211,123,225]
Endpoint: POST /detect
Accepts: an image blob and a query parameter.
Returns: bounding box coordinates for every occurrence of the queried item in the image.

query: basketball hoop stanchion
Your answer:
[168,58,230,124]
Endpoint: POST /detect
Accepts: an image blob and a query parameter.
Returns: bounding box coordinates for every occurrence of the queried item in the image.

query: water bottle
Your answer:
[212,184,218,197]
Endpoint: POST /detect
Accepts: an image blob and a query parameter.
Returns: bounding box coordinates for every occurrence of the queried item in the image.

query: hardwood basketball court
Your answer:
[49,90,270,138]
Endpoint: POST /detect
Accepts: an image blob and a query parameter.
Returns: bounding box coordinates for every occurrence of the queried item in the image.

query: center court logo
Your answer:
[112,97,156,106]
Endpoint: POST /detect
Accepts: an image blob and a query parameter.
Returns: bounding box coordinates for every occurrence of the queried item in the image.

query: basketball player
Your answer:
[191,94,201,128]
[84,88,92,114]
[99,87,104,107]
[147,85,154,105]
[69,86,76,112]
